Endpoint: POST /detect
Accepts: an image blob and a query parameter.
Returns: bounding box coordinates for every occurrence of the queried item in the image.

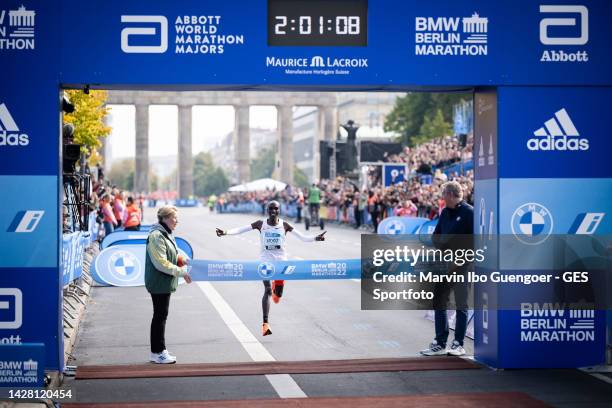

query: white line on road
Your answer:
[195,282,307,399]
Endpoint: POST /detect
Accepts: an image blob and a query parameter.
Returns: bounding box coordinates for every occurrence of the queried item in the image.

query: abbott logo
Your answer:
[7,210,44,233]
[540,5,588,45]
[528,108,588,151]
[0,288,22,329]
[121,15,168,54]
[0,103,29,146]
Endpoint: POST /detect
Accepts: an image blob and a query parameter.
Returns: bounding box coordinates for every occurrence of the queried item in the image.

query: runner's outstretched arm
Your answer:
[284,221,326,242]
[216,221,262,237]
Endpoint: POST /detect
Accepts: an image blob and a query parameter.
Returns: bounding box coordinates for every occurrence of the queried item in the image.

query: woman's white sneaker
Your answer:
[447,340,466,356]
[150,351,176,364]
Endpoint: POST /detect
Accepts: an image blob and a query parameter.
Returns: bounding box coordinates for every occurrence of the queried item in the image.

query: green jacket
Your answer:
[145,223,185,294]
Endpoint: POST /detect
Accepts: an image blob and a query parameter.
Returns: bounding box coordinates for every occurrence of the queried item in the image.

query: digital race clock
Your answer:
[268,0,367,46]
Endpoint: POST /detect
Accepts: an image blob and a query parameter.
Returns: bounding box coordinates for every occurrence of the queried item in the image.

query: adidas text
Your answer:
[527,136,588,151]
[540,50,588,63]
[0,131,29,146]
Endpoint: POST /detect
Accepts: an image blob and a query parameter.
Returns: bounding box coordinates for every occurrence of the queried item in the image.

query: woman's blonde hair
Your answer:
[157,205,178,223]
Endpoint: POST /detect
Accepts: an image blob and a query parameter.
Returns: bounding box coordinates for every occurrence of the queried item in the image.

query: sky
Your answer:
[106,105,278,160]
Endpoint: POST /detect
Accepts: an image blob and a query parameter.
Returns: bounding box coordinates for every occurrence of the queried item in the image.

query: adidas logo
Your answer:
[0,103,29,146]
[527,108,588,151]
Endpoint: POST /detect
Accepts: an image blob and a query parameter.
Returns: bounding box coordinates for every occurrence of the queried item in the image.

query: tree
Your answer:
[293,166,309,189]
[107,158,134,191]
[193,152,230,196]
[415,109,452,145]
[250,145,276,180]
[384,92,469,146]
[63,90,111,163]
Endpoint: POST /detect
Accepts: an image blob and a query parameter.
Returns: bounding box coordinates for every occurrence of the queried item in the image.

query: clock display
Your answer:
[268,0,368,46]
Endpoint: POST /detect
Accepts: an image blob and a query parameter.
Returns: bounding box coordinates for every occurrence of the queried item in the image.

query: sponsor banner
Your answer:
[498,87,612,178]
[474,90,497,180]
[0,269,62,371]
[100,230,193,258]
[61,231,88,287]
[92,245,360,285]
[377,216,430,235]
[55,0,612,86]
[0,343,45,387]
[383,164,407,187]
[0,176,58,267]
[498,309,606,368]
[175,199,198,207]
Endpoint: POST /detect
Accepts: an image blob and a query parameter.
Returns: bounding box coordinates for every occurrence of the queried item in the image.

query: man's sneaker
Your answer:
[162,349,177,360]
[271,280,284,304]
[262,323,272,336]
[447,340,466,356]
[420,341,447,356]
[150,351,176,364]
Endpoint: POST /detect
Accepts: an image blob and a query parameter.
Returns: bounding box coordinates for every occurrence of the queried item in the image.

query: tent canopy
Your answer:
[228,178,287,192]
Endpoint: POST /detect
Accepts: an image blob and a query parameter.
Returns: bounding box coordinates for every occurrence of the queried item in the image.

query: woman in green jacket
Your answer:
[145,205,192,364]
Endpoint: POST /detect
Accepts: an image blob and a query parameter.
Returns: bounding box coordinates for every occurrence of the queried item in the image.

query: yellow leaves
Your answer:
[63,90,111,155]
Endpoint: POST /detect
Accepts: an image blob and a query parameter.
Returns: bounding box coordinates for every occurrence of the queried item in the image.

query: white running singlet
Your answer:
[259,218,287,261]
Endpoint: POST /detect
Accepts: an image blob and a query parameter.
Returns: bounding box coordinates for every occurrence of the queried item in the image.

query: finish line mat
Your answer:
[62,392,551,408]
[76,356,478,380]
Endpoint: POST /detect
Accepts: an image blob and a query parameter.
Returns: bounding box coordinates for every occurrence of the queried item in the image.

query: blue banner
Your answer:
[377,216,429,235]
[383,164,407,187]
[62,231,88,287]
[0,343,45,387]
[92,245,360,286]
[101,230,193,258]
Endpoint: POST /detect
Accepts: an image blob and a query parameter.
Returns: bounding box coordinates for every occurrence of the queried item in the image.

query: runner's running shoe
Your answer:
[262,323,272,336]
[272,280,284,304]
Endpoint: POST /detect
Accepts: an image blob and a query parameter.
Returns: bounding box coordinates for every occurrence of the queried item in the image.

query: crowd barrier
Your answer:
[62,231,89,287]
[100,230,193,258]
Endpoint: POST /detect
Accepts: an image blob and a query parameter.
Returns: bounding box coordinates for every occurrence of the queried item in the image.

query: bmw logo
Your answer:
[511,202,554,245]
[108,251,142,283]
[257,262,275,279]
[385,221,405,235]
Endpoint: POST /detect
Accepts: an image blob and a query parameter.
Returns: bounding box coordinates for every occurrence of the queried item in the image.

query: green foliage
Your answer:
[293,166,309,189]
[193,152,230,196]
[250,145,277,180]
[384,92,469,146]
[415,109,452,145]
[107,158,134,191]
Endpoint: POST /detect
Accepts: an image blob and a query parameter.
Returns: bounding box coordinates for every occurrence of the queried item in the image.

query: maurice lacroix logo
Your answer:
[265,55,368,76]
[539,5,589,62]
[121,14,244,55]
[0,103,29,147]
[0,5,35,50]
[415,13,488,56]
[528,108,588,151]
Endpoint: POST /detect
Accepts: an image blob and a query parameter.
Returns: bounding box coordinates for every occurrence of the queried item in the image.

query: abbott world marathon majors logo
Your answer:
[511,203,553,245]
[121,14,245,55]
[520,304,595,342]
[528,108,588,151]
[415,13,488,56]
[539,5,589,63]
[265,55,368,76]
[0,6,35,51]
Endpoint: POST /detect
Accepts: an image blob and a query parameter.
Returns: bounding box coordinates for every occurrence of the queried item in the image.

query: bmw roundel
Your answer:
[257,262,275,278]
[107,250,143,284]
[384,220,405,235]
[511,202,554,245]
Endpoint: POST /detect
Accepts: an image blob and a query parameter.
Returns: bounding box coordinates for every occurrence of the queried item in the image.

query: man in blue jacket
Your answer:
[421,181,473,357]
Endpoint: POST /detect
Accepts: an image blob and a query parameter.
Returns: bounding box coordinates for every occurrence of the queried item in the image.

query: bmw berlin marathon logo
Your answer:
[511,203,554,245]
[257,262,276,279]
[107,251,142,284]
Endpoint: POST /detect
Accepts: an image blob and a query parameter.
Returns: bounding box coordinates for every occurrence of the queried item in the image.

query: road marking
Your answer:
[195,282,307,398]
[590,373,612,386]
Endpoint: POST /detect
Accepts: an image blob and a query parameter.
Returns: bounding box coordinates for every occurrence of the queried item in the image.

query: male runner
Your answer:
[216,200,326,336]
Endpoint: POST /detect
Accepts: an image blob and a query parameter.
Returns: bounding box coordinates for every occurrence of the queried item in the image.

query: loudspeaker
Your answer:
[63,144,81,173]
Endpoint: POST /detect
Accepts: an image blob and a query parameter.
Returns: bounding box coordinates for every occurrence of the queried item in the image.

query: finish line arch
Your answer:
[1,0,611,373]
